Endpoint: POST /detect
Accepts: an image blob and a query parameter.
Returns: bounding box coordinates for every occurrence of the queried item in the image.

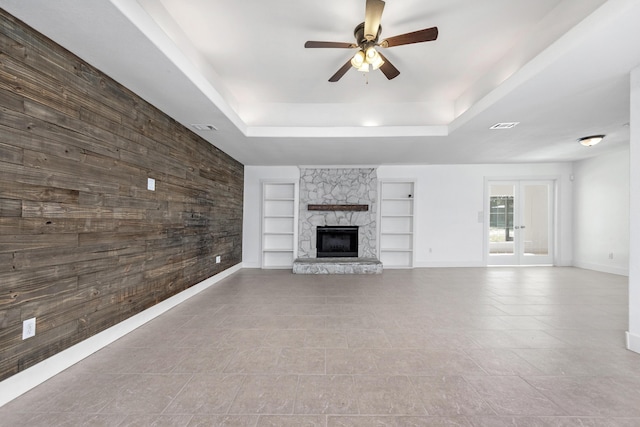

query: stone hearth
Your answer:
[293,257,383,274]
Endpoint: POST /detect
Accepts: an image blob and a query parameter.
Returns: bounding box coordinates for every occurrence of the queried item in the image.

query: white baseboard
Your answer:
[627,331,640,354]
[573,261,629,276]
[413,261,485,268]
[0,263,242,408]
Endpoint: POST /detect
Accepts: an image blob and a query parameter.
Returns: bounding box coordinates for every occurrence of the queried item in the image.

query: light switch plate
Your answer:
[147,177,155,191]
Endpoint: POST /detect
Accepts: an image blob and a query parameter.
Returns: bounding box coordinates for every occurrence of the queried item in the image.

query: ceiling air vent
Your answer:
[490,122,520,130]
[191,124,218,131]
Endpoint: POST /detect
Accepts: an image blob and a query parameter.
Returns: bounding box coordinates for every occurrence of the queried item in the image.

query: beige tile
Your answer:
[346,329,392,348]
[79,345,193,374]
[224,347,280,373]
[325,315,380,329]
[99,373,192,414]
[468,416,640,426]
[276,348,326,373]
[31,371,122,413]
[526,376,640,417]
[304,330,349,348]
[164,374,244,414]
[294,375,358,414]
[20,413,129,427]
[228,374,299,414]
[374,349,486,376]
[188,415,259,426]
[464,376,564,416]
[326,348,379,374]
[118,414,192,426]
[410,376,495,416]
[263,329,307,347]
[178,329,266,348]
[273,315,327,329]
[172,347,237,373]
[354,375,427,415]
[258,415,326,426]
[328,415,472,426]
[464,348,544,376]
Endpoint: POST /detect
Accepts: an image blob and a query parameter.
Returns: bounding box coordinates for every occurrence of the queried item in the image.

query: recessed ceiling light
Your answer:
[191,124,217,131]
[490,122,520,130]
[577,135,605,147]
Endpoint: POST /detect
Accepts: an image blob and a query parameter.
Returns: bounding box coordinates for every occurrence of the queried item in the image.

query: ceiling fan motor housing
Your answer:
[354,22,381,46]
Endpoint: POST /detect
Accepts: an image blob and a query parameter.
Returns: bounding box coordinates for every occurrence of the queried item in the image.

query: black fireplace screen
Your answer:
[316,226,358,257]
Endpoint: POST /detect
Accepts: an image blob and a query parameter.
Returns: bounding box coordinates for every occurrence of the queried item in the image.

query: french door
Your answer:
[486,180,554,265]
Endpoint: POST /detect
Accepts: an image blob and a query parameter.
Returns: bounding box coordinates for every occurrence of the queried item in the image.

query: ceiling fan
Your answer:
[304,0,438,82]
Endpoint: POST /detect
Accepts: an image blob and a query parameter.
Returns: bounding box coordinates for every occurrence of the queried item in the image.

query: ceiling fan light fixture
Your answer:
[364,47,384,70]
[365,46,377,62]
[370,53,384,70]
[358,62,370,72]
[351,50,365,68]
[578,135,605,147]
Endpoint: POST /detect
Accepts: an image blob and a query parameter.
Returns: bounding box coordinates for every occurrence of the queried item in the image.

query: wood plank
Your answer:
[0,232,78,253]
[0,141,23,164]
[0,198,21,217]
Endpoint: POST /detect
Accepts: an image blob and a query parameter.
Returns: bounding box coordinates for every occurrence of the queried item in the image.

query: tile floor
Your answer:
[1,267,639,426]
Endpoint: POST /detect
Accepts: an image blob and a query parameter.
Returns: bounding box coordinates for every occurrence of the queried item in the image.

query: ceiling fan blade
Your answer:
[364,0,385,41]
[305,41,356,49]
[329,59,353,82]
[380,26,438,48]
[377,52,400,80]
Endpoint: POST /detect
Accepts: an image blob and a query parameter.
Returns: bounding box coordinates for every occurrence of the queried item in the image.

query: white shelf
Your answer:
[379,181,416,268]
[262,181,298,269]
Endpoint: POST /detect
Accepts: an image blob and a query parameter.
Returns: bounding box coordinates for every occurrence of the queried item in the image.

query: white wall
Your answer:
[573,148,630,275]
[243,163,573,268]
[242,166,300,268]
[628,66,640,354]
[377,163,573,267]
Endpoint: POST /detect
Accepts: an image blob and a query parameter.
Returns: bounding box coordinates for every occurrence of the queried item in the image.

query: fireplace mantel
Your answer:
[307,204,368,211]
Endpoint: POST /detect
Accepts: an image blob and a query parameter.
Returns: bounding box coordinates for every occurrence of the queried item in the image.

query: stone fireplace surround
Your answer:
[298,168,378,259]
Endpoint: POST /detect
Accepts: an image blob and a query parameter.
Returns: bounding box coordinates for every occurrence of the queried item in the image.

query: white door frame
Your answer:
[484,178,556,266]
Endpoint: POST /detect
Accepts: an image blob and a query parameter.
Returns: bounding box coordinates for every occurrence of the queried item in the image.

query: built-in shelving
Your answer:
[262,181,298,268]
[379,181,415,268]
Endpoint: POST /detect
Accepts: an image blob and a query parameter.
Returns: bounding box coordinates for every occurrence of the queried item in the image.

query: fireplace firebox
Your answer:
[316,226,358,257]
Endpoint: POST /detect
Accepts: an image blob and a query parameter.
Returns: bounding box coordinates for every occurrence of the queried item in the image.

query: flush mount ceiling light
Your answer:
[578,135,605,147]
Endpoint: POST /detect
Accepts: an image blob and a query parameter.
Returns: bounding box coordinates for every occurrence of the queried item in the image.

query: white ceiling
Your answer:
[1,0,639,165]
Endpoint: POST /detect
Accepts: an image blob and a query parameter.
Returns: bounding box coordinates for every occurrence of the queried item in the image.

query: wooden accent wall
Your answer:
[0,10,243,381]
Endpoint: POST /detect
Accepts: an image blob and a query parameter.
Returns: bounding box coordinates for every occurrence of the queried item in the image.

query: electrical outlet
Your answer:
[147,177,156,191]
[23,318,36,340]
[215,255,221,263]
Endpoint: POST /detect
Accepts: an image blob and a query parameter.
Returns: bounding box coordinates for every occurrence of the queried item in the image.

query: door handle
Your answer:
[514,226,519,229]
[520,225,526,229]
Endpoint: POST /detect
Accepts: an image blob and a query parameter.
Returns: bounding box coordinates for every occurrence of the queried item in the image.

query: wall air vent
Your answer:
[191,124,218,131]
[490,122,520,130]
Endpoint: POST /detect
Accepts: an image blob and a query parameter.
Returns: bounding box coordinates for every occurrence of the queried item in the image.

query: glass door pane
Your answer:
[489,184,515,258]
[521,182,552,264]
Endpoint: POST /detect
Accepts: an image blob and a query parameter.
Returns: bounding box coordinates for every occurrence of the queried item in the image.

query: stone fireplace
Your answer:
[298,168,378,259]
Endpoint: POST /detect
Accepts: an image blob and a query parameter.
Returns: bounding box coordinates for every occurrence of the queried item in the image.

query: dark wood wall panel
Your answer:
[0,10,244,381]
